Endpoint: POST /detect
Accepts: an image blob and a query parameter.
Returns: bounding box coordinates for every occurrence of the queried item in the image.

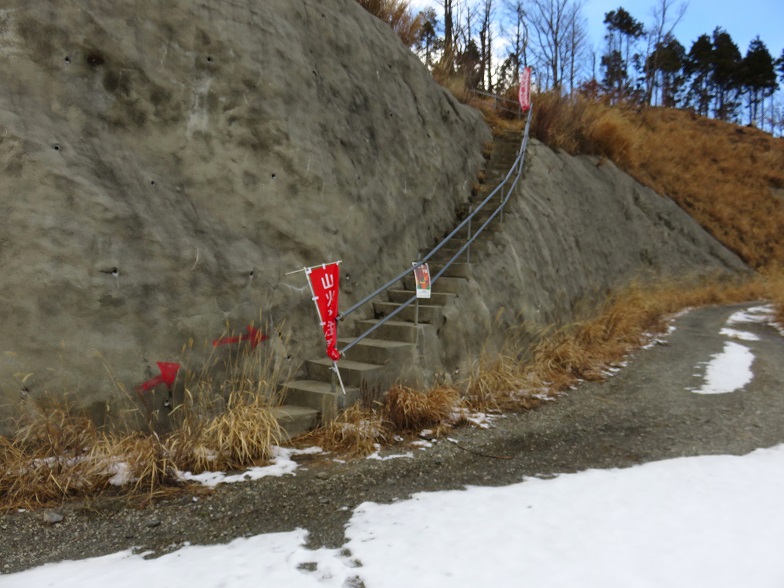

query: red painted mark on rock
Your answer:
[136,361,181,395]
[212,325,269,350]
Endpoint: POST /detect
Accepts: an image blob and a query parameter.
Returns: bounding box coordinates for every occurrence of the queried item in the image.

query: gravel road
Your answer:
[2,302,783,575]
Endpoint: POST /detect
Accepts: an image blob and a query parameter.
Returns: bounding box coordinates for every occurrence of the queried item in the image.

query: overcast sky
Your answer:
[409,0,784,60]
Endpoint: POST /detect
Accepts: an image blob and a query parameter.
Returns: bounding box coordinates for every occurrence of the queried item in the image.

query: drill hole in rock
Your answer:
[64,56,71,64]
[53,143,61,151]
[86,51,105,67]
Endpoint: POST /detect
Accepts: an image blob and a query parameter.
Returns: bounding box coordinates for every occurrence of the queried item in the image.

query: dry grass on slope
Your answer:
[465,273,784,413]
[531,93,784,270]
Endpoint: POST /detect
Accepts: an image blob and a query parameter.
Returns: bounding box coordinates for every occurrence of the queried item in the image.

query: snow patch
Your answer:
[690,341,754,394]
[177,446,322,488]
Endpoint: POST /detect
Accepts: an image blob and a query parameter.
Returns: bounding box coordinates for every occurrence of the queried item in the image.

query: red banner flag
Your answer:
[518,67,532,112]
[306,262,341,361]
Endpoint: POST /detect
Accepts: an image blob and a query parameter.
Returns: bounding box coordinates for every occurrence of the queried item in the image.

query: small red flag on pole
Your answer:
[518,67,532,112]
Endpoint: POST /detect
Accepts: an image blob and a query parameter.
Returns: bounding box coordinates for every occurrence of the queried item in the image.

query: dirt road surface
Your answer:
[2,302,783,575]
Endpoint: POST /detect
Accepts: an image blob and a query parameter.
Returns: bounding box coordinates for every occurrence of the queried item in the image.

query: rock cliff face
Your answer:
[439,137,748,370]
[0,1,749,432]
[0,0,490,430]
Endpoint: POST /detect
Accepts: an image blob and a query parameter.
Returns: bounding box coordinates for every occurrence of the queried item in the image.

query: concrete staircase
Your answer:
[275,129,524,438]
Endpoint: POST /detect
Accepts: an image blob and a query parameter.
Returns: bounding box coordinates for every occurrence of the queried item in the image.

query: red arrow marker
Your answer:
[136,361,181,395]
[212,325,269,350]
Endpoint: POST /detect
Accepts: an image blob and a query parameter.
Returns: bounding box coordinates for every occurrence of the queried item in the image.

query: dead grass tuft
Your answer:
[355,0,422,47]
[199,391,282,470]
[384,385,460,432]
[305,384,464,457]
[0,406,112,510]
[307,404,387,457]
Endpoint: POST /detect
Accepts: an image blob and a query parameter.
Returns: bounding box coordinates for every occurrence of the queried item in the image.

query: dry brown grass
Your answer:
[464,272,783,412]
[0,332,292,511]
[306,384,464,457]
[0,406,111,509]
[306,404,387,457]
[384,385,461,432]
[531,93,784,270]
[356,0,422,47]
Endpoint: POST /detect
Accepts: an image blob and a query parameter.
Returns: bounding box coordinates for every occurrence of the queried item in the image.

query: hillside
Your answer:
[0,0,757,437]
[0,0,489,431]
[530,96,784,270]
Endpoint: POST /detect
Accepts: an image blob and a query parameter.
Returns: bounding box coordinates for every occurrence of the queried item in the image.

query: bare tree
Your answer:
[503,0,528,70]
[562,1,588,94]
[478,0,495,91]
[439,0,456,67]
[643,0,688,104]
[527,0,578,91]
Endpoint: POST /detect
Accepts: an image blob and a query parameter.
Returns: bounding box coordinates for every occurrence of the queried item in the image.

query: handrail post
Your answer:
[467,205,473,263]
[500,186,505,224]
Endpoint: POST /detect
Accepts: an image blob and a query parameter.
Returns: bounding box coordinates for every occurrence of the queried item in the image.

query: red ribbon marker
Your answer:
[135,361,181,396]
[212,325,269,350]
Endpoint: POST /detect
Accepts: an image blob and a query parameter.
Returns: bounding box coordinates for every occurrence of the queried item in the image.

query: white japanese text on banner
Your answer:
[306,262,341,361]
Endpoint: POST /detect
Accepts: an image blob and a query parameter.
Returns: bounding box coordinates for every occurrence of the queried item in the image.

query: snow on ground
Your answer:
[690,340,755,394]
[6,445,784,588]
[177,446,322,488]
[689,303,780,395]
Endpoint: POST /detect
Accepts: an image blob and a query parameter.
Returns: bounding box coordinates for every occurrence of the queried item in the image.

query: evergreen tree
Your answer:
[777,48,784,83]
[415,8,441,68]
[710,28,742,121]
[685,34,713,116]
[457,38,482,89]
[647,34,685,107]
[740,37,777,126]
[601,7,644,101]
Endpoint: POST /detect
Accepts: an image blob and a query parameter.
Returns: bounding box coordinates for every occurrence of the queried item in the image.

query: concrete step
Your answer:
[403,274,467,293]
[464,218,503,234]
[281,379,361,422]
[465,207,504,224]
[373,301,444,325]
[429,262,471,279]
[306,357,384,388]
[430,247,470,264]
[356,319,428,343]
[337,337,416,365]
[429,240,468,259]
[271,404,319,440]
[388,289,456,306]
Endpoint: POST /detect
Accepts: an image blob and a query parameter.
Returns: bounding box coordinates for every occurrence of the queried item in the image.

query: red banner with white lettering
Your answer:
[306,262,341,361]
[518,67,532,112]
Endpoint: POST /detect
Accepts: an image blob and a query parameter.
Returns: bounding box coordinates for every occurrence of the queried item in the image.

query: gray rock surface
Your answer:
[440,138,749,371]
[0,0,750,430]
[0,0,489,430]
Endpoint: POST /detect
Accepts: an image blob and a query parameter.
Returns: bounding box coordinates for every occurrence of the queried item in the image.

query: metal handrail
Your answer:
[338,107,533,355]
